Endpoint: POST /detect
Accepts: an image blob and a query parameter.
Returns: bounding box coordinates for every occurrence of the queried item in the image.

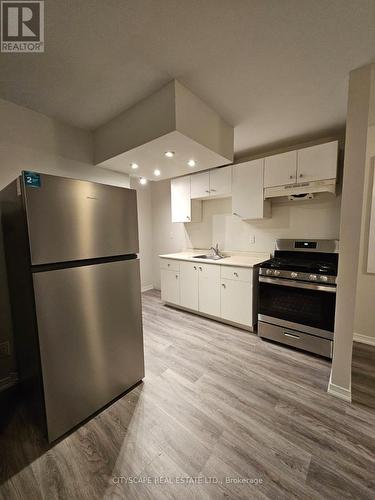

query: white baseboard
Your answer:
[353,332,375,346]
[141,284,154,293]
[327,371,352,403]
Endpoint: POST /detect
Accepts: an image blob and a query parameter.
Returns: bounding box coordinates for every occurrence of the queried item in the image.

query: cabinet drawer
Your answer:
[258,322,332,358]
[221,266,252,282]
[160,258,180,272]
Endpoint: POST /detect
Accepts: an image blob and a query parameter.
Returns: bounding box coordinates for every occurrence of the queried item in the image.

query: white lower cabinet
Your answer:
[160,268,180,305]
[160,258,255,330]
[198,263,221,316]
[180,261,199,310]
[220,279,252,327]
[179,261,220,316]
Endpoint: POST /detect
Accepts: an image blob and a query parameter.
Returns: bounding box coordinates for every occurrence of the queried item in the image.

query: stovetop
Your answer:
[261,257,337,276]
[259,249,339,285]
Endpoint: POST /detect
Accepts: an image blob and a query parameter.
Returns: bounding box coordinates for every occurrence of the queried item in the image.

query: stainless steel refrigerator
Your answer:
[0,172,145,442]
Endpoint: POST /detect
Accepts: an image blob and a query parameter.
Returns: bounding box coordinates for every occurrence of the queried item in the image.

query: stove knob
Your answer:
[309,274,317,281]
[291,272,298,279]
[320,275,328,282]
[273,270,281,276]
[266,269,272,276]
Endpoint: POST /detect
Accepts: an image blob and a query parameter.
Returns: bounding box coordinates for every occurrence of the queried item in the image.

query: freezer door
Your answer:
[23,173,139,265]
[32,258,144,442]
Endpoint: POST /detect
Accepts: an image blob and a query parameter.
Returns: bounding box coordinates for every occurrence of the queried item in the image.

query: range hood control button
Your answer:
[291,272,298,279]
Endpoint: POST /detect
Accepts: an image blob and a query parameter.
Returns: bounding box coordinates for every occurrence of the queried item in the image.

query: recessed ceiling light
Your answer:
[165,151,174,158]
[131,163,139,170]
[187,159,196,167]
[139,177,147,185]
[154,169,161,177]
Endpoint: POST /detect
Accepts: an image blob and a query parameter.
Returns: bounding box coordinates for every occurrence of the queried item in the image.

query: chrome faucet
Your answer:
[210,243,223,258]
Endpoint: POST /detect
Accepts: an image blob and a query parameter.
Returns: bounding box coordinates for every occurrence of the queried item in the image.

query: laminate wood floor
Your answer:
[1,289,375,499]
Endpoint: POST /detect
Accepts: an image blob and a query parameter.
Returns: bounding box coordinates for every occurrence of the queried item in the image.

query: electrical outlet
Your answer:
[0,341,10,357]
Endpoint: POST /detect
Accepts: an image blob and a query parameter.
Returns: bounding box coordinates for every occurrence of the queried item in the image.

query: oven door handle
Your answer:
[259,276,336,293]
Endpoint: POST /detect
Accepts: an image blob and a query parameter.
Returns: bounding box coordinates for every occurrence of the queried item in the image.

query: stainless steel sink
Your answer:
[193,254,226,260]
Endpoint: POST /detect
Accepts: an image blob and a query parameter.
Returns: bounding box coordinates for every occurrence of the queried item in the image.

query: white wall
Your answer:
[151,179,189,289]
[151,178,341,289]
[0,99,130,387]
[0,98,130,190]
[354,66,375,340]
[130,177,154,291]
[329,64,375,400]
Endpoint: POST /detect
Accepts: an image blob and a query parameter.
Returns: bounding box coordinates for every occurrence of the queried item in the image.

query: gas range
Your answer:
[257,239,339,358]
[259,240,338,285]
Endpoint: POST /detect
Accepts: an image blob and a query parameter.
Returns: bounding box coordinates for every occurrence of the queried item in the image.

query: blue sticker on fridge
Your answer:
[24,171,41,188]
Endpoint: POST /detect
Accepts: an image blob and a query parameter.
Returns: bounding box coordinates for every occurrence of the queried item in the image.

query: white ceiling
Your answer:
[0,0,374,156]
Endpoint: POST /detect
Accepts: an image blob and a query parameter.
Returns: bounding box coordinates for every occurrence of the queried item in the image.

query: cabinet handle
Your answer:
[221,283,226,288]
[193,266,197,270]
[175,275,179,279]
[284,332,300,339]
[199,266,202,271]
[186,215,191,220]
[167,263,170,267]
[234,272,238,277]
[211,188,216,192]
[299,173,303,178]
[205,190,210,193]
[233,212,241,217]
[289,175,294,179]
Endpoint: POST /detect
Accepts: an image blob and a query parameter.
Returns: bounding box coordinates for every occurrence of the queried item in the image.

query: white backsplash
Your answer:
[185,193,341,254]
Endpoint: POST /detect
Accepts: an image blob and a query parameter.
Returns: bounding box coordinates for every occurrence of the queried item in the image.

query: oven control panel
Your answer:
[260,267,336,285]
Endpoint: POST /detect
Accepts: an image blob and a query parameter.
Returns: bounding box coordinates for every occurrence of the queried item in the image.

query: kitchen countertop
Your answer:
[159,250,270,268]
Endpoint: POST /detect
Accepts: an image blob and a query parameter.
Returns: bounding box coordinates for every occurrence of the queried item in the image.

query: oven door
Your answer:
[258,276,336,338]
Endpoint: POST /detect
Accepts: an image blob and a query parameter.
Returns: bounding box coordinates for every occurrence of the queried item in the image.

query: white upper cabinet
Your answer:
[171,176,191,222]
[189,166,232,200]
[171,176,201,223]
[232,159,271,220]
[297,141,338,183]
[264,151,297,188]
[191,172,210,199]
[209,166,232,198]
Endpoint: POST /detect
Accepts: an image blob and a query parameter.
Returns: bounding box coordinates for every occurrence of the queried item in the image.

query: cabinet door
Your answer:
[209,166,232,197]
[191,172,210,199]
[198,263,221,316]
[161,269,180,305]
[232,159,270,220]
[171,177,191,222]
[221,279,252,326]
[180,261,199,310]
[297,141,338,182]
[264,151,297,188]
